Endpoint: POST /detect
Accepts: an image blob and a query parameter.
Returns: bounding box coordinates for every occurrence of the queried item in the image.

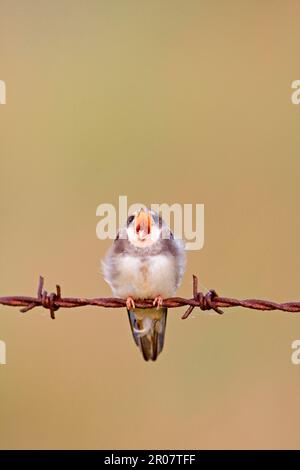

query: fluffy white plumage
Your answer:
[102,211,185,299]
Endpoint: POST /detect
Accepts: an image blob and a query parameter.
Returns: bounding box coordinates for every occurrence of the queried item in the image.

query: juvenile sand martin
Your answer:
[102,208,186,361]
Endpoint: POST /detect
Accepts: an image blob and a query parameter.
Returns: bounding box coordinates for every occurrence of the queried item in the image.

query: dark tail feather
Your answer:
[127,307,168,361]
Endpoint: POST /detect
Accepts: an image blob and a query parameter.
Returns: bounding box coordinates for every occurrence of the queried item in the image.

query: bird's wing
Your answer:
[101,237,130,294]
[173,238,186,290]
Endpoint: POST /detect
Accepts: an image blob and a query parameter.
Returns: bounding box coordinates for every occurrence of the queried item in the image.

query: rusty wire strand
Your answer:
[0,275,299,320]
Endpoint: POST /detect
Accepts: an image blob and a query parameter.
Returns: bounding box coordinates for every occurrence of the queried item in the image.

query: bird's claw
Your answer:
[153,295,163,309]
[126,296,135,310]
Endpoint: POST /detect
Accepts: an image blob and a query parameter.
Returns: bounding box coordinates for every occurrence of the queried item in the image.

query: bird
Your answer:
[102,208,186,361]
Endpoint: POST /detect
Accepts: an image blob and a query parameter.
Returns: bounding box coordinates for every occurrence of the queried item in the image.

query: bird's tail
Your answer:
[127,307,168,361]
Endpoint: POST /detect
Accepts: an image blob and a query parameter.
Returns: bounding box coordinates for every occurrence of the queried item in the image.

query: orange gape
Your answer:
[135,210,152,235]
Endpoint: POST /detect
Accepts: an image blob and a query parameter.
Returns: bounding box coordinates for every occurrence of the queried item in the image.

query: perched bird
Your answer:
[102,208,186,361]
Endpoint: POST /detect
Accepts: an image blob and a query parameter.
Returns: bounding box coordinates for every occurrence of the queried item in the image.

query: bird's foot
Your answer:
[126,296,135,310]
[153,295,163,309]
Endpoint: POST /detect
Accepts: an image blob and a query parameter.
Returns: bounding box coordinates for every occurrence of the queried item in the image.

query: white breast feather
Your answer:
[104,254,177,300]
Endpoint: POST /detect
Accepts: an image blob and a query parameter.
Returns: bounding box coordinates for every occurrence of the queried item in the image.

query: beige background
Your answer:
[0,0,300,449]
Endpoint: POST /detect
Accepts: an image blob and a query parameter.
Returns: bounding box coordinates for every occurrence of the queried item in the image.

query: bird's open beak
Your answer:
[135,209,152,239]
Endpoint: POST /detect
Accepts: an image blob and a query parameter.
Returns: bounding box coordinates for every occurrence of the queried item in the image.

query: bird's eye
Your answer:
[127,215,134,226]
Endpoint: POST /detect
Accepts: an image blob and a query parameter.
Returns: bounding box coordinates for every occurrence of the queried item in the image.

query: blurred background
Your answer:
[0,0,300,449]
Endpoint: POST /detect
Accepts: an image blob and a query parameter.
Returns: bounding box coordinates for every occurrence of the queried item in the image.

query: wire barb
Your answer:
[19,276,61,319]
[0,275,300,318]
[181,275,224,319]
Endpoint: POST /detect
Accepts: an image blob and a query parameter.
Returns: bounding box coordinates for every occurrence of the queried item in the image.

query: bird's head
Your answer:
[126,208,166,248]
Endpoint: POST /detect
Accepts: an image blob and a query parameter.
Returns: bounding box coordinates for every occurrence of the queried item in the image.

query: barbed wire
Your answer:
[0,275,299,320]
